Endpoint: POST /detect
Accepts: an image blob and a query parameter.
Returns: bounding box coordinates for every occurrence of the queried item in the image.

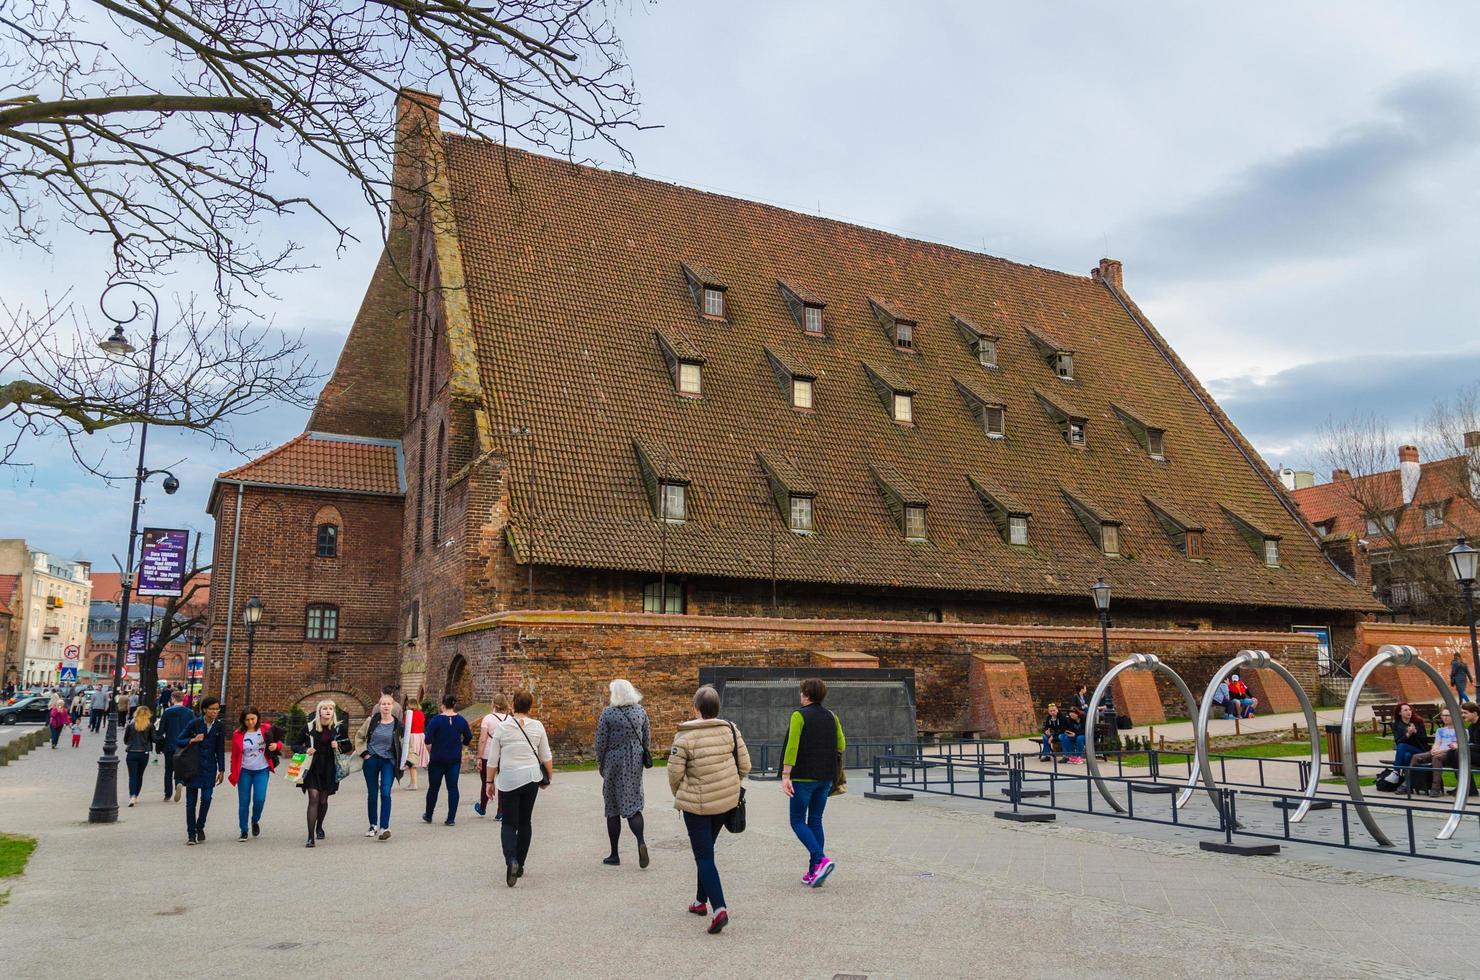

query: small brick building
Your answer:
[206,89,1378,742]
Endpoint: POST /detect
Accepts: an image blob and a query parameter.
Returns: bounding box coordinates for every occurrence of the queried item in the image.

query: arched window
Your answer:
[305,604,339,641]
[316,523,338,558]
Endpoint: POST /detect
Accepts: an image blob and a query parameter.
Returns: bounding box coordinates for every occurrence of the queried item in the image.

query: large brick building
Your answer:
[207,89,1377,745]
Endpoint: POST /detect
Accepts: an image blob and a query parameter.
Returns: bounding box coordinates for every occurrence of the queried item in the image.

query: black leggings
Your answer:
[305,788,330,837]
[606,812,645,855]
[500,782,540,868]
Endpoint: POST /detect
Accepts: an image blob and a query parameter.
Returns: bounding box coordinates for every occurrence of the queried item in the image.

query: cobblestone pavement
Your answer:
[1,739,1475,979]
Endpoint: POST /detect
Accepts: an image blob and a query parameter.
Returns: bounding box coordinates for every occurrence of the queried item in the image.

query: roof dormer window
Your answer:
[1053,352,1074,380]
[970,476,1030,547]
[865,362,916,427]
[789,495,813,533]
[803,305,824,335]
[758,452,817,536]
[954,376,1006,439]
[778,280,826,337]
[633,439,692,526]
[984,405,1005,438]
[1222,505,1282,569]
[871,462,928,542]
[1065,488,1122,558]
[656,328,705,398]
[893,393,913,424]
[1185,530,1204,559]
[951,313,999,370]
[1038,390,1087,449]
[1100,523,1120,556]
[793,378,814,410]
[681,262,727,320]
[660,482,687,523]
[1147,429,1165,459]
[1027,327,1075,381]
[904,505,927,541]
[678,361,702,395]
[869,297,917,353]
[1146,495,1204,560]
[1068,421,1086,446]
[765,346,816,412]
[1263,538,1279,567]
[978,338,998,368]
[1115,405,1167,461]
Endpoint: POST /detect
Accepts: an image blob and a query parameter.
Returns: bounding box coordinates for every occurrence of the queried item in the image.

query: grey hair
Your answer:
[693,685,721,719]
[609,679,642,706]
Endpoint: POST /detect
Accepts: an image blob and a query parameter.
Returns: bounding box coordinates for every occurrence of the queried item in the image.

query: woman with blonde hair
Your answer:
[292,699,353,847]
[122,704,159,806]
[595,679,651,868]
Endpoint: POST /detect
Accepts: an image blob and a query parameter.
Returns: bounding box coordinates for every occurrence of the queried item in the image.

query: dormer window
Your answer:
[904,506,927,541]
[978,338,998,368]
[1222,505,1282,569]
[1422,503,1445,528]
[792,378,814,410]
[634,439,692,526]
[656,328,705,398]
[804,305,824,335]
[765,346,815,412]
[1146,495,1204,560]
[1186,530,1204,559]
[1115,405,1167,461]
[1009,515,1029,546]
[1038,390,1088,449]
[869,298,918,353]
[758,452,817,536]
[865,362,916,427]
[951,313,999,369]
[660,482,687,523]
[985,406,1005,438]
[954,376,1006,440]
[1053,352,1074,379]
[1147,429,1165,459]
[789,495,813,533]
[778,279,826,337]
[1068,421,1086,446]
[1100,523,1120,556]
[970,476,1030,547]
[1065,488,1122,558]
[681,262,727,320]
[1263,539,1279,567]
[1026,327,1075,381]
[871,462,928,542]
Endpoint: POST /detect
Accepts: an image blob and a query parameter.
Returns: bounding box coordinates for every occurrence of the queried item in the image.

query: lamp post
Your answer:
[241,597,263,707]
[1448,536,1480,693]
[1091,576,1113,712]
[188,630,203,695]
[88,281,177,825]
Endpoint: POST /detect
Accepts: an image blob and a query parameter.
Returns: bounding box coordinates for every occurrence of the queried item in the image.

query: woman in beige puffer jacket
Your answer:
[668,686,750,934]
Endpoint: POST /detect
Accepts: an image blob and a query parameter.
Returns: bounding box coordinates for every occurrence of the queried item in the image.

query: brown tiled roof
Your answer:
[437,135,1375,611]
[0,574,17,616]
[210,432,405,510]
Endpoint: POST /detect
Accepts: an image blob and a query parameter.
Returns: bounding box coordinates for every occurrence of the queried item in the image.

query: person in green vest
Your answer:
[780,678,845,888]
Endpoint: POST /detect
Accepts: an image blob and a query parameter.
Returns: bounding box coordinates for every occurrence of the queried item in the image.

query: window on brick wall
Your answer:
[643,580,685,614]
[316,523,338,558]
[432,424,445,544]
[305,604,339,641]
[407,599,420,639]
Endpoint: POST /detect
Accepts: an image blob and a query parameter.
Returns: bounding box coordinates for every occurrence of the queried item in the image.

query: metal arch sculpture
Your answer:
[1085,653,1200,814]
[1194,650,1321,824]
[1341,644,1471,846]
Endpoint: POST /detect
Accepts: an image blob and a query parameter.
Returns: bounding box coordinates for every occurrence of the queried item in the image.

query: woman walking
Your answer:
[1453,652,1473,703]
[474,695,511,819]
[182,697,226,845]
[123,705,158,805]
[47,698,68,749]
[669,685,750,935]
[486,690,553,887]
[781,678,845,887]
[595,679,651,868]
[356,694,403,840]
[293,700,353,847]
[228,707,282,841]
[401,698,427,791]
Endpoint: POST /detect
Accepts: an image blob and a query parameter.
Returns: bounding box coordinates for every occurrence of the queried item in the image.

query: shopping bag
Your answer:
[284,752,308,784]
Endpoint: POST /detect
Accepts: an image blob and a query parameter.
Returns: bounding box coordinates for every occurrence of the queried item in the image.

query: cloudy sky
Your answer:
[4,1,1479,562]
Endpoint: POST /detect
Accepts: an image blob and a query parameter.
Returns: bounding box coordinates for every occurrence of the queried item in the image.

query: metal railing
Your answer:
[746,737,1011,779]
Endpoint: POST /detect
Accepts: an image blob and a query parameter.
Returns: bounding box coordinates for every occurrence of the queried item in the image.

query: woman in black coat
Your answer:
[1391,702,1429,786]
[292,699,353,847]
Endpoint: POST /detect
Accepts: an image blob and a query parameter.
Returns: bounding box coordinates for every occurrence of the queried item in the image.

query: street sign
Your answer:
[62,643,81,663]
[59,666,78,682]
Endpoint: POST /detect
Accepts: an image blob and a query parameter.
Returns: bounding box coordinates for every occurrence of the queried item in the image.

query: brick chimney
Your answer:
[1092,258,1124,290]
[1398,444,1420,504]
[1466,431,1480,449]
[1332,468,1352,482]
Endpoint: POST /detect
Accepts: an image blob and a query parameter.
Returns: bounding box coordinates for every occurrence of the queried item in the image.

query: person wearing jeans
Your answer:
[122,705,158,806]
[182,697,226,845]
[157,691,195,803]
[1058,708,1086,763]
[781,678,845,887]
[228,707,281,842]
[356,694,403,840]
[1452,654,1473,703]
[422,694,472,826]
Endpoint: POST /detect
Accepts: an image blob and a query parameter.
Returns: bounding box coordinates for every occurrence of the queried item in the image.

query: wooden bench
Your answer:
[1372,702,1443,737]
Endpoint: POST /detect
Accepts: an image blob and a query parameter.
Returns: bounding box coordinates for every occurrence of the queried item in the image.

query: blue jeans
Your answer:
[185,784,213,838]
[1457,682,1469,702]
[126,751,149,797]
[788,780,831,872]
[424,760,460,821]
[1041,733,1064,757]
[237,767,269,835]
[1059,733,1085,756]
[683,810,728,910]
[1237,698,1256,718]
[364,754,395,828]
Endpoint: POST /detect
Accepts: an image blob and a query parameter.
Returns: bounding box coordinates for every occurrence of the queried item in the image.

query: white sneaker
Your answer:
[365,825,376,838]
[378,828,391,841]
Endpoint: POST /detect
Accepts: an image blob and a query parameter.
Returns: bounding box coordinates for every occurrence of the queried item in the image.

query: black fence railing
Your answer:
[745,737,1011,779]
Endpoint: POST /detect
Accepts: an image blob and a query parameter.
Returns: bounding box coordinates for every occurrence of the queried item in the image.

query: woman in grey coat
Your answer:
[595,678,651,868]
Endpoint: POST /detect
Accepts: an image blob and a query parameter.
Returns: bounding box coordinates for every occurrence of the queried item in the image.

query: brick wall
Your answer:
[1349,622,1478,702]
[206,485,404,719]
[431,611,1321,758]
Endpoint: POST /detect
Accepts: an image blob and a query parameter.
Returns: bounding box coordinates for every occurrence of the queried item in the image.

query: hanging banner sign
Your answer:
[126,625,148,665]
[136,528,189,597]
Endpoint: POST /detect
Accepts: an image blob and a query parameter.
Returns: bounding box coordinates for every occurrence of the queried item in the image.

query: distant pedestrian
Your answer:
[401,698,427,791]
[595,679,651,868]
[293,700,352,847]
[487,690,553,887]
[47,700,67,748]
[781,678,844,887]
[422,695,472,826]
[474,695,511,819]
[88,687,108,732]
[123,705,159,806]
[356,694,403,840]
[115,688,129,729]
[157,692,195,803]
[69,690,86,724]
[70,720,81,748]
[668,685,750,935]
[228,707,282,842]
[182,697,225,845]
[1039,703,1067,762]
[1452,653,1473,703]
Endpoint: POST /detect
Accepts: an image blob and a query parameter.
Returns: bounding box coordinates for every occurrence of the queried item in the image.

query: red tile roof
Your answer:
[1292,456,1480,550]
[0,574,18,616]
[211,432,405,510]
[435,136,1376,612]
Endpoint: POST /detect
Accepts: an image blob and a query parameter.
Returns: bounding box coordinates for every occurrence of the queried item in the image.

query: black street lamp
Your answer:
[1091,576,1113,712]
[1447,536,1479,694]
[88,281,175,825]
[188,629,203,692]
[242,597,263,706]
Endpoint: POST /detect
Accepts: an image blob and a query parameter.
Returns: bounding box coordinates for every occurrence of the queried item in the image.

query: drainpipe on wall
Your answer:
[219,481,244,703]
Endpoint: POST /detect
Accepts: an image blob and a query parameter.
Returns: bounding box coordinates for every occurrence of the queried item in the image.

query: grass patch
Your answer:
[557,759,667,772]
[0,833,37,907]
[1102,733,1390,769]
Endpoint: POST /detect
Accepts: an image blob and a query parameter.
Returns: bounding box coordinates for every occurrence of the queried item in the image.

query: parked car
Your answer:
[0,696,50,725]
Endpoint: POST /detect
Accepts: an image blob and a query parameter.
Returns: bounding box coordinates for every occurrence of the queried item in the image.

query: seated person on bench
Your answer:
[1039,703,1067,762]
[1227,674,1257,718]
[1389,702,1429,787]
[1410,708,1457,797]
[1059,708,1086,763]
[1211,680,1238,720]
[1431,702,1480,797]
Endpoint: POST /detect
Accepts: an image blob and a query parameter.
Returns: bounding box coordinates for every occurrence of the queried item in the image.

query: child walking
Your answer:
[71,721,82,748]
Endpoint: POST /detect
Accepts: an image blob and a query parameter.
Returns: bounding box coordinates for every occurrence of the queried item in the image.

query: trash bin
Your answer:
[1323,724,1344,777]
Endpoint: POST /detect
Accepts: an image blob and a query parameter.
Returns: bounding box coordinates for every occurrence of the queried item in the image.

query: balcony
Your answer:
[42,626,60,636]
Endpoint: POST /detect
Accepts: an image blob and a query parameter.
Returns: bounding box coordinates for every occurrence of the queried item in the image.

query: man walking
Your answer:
[157,691,195,803]
[422,695,472,826]
[89,686,108,732]
[1452,652,1473,703]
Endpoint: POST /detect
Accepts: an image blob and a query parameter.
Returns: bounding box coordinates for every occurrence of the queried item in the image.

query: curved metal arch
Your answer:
[1194,650,1321,824]
[1341,644,1471,846]
[1085,654,1200,814]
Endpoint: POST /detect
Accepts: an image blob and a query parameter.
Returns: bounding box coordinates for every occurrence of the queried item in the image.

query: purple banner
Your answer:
[126,625,147,666]
[137,528,189,597]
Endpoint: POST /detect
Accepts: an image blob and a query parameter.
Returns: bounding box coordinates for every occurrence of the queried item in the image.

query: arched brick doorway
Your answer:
[446,655,473,707]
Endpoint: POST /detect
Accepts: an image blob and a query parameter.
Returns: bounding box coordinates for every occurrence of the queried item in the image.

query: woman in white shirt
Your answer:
[486,690,553,887]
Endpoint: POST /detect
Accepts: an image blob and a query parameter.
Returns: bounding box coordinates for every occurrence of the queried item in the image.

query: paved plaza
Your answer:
[1,730,1478,978]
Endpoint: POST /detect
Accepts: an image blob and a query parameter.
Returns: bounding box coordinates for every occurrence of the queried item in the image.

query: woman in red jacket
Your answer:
[402,698,428,791]
[228,707,283,842]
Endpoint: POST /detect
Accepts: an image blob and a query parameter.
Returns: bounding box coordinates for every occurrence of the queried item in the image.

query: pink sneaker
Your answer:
[801,870,817,886]
[811,856,835,886]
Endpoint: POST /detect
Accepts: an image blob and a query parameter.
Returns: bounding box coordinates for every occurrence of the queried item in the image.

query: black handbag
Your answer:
[624,711,653,769]
[172,741,201,784]
[723,722,747,834]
